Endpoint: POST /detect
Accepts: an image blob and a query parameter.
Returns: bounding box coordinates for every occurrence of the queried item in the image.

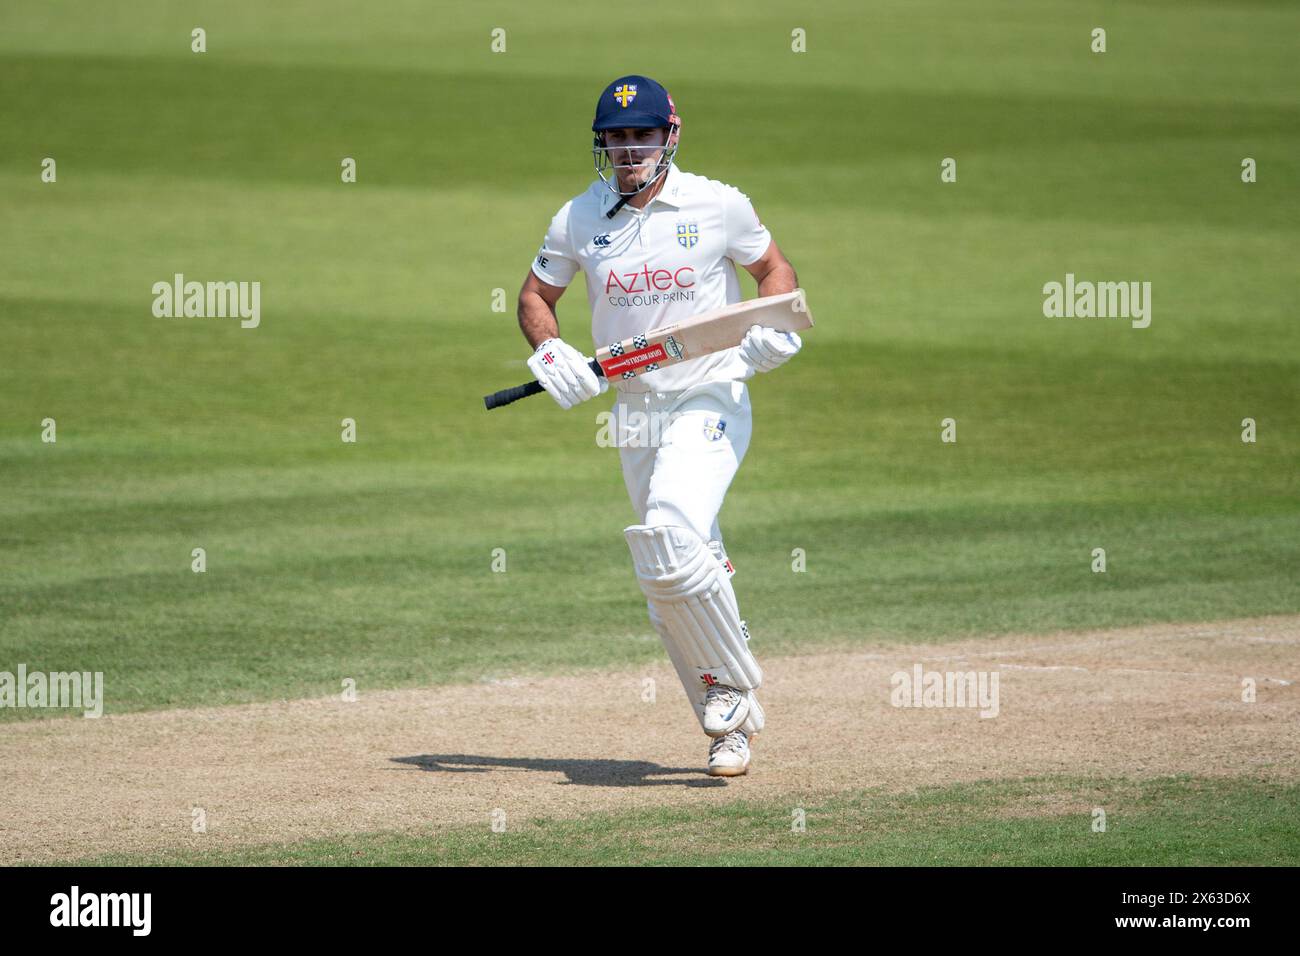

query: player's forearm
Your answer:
[517,290,562,349]
[755,261,798,298]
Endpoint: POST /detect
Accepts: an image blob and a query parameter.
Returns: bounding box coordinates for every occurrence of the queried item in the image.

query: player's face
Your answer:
[602,127,667,190]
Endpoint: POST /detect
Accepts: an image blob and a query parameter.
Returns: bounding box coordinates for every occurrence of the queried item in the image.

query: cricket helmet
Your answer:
[591,74,681,198]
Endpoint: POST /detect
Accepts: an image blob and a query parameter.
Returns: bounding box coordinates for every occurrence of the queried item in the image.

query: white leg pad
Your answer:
[647,601,767,738]
[740,690,765,737]
[646,601,709,728]
[626,524,762,696]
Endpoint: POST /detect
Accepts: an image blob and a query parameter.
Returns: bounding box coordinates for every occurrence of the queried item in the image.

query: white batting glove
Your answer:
[738,324,802,374]
[526,337,609,410]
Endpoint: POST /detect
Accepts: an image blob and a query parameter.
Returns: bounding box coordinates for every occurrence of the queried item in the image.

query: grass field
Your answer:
[1,0,1297,865]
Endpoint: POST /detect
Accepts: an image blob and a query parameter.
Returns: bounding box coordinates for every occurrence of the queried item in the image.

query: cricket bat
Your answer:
[483,288,813,410]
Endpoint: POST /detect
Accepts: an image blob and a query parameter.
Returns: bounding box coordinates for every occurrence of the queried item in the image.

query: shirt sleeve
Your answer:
[530,201,580,287]
[721,185,772,266]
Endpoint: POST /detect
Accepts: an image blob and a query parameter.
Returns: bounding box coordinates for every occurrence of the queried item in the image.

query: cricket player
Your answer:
[516,75,801,776]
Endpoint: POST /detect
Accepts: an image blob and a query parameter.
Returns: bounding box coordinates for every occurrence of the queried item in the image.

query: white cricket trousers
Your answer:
[615,379,752,543]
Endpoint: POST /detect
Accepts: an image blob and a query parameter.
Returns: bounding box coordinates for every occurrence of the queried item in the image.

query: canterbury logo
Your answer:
[593,233,611,247]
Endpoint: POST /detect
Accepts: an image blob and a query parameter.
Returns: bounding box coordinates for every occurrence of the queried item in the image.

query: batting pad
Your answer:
[741,689,765,737]
[648,601,766,737]
[626,524,762,696]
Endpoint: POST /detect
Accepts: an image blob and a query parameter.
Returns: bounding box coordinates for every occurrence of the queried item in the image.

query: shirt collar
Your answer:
[599,162,687,215]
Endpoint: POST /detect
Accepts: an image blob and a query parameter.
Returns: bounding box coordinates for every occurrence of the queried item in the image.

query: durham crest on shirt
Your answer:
[676,221,699,249]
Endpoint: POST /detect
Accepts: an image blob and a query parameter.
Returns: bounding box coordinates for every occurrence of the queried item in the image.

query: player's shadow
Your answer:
[391,754,726,787]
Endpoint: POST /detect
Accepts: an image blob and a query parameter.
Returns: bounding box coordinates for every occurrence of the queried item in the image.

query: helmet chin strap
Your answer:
[606,155,674,218]
[607,163,662,218]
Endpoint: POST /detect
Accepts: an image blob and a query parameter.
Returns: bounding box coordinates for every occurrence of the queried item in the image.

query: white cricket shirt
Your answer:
[530,163,773,393]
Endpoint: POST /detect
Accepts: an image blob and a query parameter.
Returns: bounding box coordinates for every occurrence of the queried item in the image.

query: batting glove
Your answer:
[526,337,609,410]
[738,324,802,374]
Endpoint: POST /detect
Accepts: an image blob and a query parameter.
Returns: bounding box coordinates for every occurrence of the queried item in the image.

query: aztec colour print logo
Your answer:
[613,84,637,107]
[604,265,695,294]
[676,222,699,249]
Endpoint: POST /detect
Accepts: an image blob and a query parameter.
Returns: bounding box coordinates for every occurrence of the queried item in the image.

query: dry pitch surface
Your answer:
[2,615,1296,864]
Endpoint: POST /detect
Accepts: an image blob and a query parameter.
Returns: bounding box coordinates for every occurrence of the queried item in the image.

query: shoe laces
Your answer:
[711,730,748,755]
[705,683,742,706]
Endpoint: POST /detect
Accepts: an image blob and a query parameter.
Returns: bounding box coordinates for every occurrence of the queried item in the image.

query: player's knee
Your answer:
[643,503,710,544]
[624,523,715,600]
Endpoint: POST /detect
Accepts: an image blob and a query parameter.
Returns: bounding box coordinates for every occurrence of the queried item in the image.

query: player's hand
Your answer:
[738,324,802,373]
[526,337,608,409]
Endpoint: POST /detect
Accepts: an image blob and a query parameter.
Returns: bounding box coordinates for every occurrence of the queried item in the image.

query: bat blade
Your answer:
[594,289,812,380]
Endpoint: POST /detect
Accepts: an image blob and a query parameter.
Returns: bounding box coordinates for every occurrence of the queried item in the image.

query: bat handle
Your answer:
[483,358,605,410]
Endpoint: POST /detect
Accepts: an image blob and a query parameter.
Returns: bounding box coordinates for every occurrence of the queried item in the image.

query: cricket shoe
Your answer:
[702,683,750,737]
[707,730,751,777]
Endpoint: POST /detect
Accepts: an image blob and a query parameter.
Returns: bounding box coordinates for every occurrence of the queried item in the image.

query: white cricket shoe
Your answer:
[702,683,750,737]
[707,730,751,777]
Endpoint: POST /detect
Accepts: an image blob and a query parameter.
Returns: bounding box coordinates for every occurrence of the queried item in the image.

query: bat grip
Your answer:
[483,358,605,410]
